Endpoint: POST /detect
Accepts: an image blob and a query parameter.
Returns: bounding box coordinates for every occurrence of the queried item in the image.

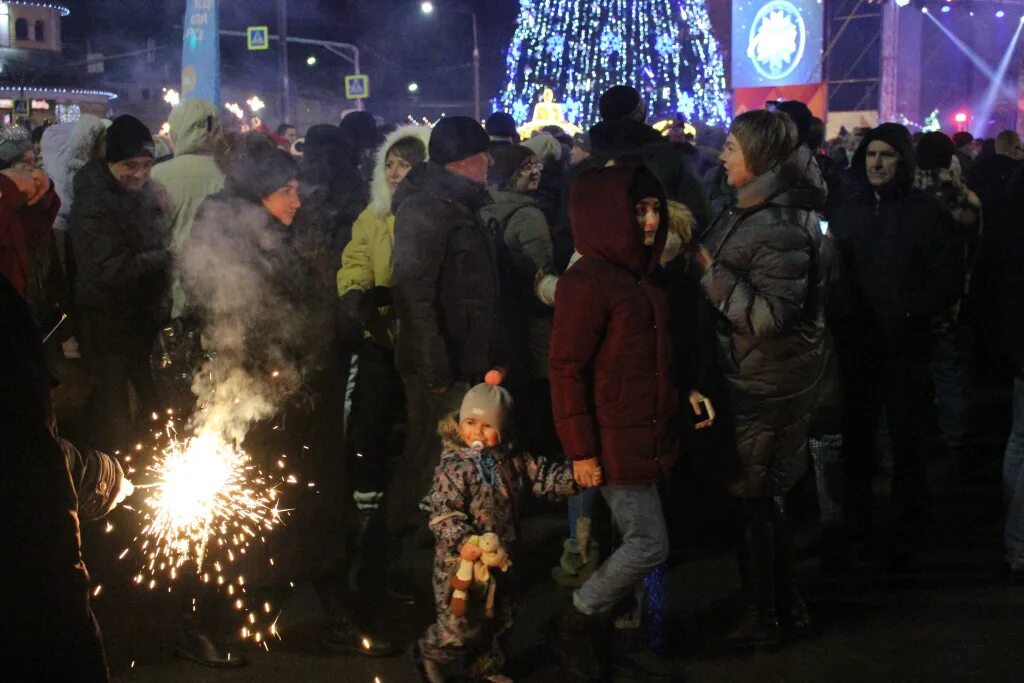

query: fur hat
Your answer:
[0,126,33,166]
[429,116,490,165]
[459,370,514,440]
[599,85,645,122]
[229,145,299,203]
[105,115,155,163]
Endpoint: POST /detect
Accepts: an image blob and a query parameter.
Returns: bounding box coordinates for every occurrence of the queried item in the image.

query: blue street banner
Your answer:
[181,0,220,105]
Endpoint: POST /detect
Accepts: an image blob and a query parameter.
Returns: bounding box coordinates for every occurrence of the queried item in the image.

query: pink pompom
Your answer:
[485,369,504,386]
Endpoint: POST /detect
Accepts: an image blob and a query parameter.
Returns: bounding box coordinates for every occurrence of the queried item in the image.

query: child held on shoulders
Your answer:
[414,371,599,683]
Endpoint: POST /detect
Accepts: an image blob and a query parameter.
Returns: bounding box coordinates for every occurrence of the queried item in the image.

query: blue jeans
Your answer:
[567,488,600,542]
[929,329,971,454]
[1004,377,1024,568]
[574,484,669,616]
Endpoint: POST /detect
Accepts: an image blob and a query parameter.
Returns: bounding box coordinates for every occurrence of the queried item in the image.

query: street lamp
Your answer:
[420,2,480,121]
[408,82,420,93]
[306,55,317,66]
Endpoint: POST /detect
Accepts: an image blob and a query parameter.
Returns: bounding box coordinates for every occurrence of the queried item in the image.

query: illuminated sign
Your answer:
[732,0,823,88]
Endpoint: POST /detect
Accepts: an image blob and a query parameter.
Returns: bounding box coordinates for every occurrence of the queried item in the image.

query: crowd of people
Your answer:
[3,83,1022,682]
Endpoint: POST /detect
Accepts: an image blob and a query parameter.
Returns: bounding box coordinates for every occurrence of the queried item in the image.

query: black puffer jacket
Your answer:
[698,146,828,498]
[589,119,712,231]
[391,161,496,388]
[69,160,169,313]
[830,128,963,356]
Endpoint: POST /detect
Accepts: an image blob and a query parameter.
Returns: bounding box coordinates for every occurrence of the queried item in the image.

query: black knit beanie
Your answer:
[915,131,955,171]
[429,116,490,165]
[339,110,378,153]
[599,85,645,122]
[776,100,813,147]
[485,112,519,139]
[106,115,155,163]
[630,165,664,204]
[488,144,536,189]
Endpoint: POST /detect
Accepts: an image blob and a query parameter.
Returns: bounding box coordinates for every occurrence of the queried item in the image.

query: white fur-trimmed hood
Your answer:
[369,123,432,219]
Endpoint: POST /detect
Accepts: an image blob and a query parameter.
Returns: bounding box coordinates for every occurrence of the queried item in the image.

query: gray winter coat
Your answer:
[478,189,553,379]
[391,161,497,388]
[699,146,828,498]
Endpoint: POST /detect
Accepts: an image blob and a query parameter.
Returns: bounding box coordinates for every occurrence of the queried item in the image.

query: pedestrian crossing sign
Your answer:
[247,26,269,51]
[345,74,370,100]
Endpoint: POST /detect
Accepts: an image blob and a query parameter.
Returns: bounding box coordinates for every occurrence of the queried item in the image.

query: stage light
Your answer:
[996,10,1005,17]
[921,6,929,13]
[941,5,950,12]
[420,1,434,14]
[895,0,910,6]
[954,111,968,123]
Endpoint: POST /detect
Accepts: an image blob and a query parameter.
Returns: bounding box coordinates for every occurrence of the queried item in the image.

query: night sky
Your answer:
[59,0,522,114]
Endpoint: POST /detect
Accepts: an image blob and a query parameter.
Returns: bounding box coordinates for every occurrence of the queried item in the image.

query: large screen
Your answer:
[731,0,824,88]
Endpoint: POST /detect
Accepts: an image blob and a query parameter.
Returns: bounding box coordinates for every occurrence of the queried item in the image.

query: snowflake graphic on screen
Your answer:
[747,0,806,80]
[600,28,624,55]
[655,33,677,59]
[546,34,565,59]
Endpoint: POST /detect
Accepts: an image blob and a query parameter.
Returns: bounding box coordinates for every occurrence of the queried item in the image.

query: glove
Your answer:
[337,290,369,350]
[113,475,135,508]
[369,286,393,308]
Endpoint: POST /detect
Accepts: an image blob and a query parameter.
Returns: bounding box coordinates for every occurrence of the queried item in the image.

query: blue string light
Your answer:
[498,0,729,127]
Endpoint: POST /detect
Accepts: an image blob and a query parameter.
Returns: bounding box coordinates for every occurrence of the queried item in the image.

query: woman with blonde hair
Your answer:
[337,124,431,510]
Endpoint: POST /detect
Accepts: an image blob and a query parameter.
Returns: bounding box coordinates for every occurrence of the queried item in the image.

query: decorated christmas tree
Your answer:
[498,0,729,127]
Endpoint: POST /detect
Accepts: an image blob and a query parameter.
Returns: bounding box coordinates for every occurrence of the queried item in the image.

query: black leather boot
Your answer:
[175,628,249,669]
[774,504,815,639]
[549,606,607,682]
[324,617,396,657]
[725,522,782,649]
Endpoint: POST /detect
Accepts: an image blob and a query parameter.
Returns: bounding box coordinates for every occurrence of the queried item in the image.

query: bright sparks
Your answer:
[128,424,287,645]
[139,431,280,572]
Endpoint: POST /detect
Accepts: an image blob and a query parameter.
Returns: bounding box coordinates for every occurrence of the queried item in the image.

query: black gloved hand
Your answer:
[370,286,393,308]
[337,290,368,351]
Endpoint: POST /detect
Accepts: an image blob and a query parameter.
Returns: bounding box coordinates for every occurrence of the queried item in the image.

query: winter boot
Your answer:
[412,643,448,683]
[724,522,782,650]
[175,628,249,669]
[323,617,396,657]
[549,606,607,682]
[552,539,601,588]
[774,512,815,640]
[610,626,682,682]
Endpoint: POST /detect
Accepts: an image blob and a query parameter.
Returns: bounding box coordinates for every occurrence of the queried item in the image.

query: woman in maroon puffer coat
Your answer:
[548,164,712,680]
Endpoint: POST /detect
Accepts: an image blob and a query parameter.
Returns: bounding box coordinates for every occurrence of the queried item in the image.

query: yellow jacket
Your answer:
[336,123,431,347]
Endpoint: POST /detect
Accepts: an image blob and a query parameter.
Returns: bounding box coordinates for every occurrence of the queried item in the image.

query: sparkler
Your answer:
[123,416,293,646]
[138,430,280,571]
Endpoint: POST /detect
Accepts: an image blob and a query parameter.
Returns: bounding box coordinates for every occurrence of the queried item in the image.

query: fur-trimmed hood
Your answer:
[40,114,108,220]
[369,124,431,219]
